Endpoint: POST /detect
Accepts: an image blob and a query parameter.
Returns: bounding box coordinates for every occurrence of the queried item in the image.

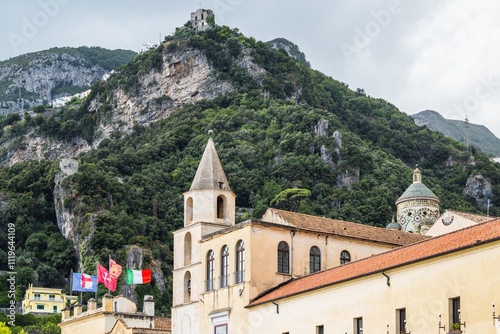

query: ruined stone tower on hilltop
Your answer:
[191,8,215,31]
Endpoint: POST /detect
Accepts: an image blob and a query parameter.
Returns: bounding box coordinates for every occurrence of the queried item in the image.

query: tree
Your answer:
[0,322,12,334]
[270,188,311,212]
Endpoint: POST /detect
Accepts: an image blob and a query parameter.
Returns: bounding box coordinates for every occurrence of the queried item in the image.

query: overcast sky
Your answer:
[2,0,500,139]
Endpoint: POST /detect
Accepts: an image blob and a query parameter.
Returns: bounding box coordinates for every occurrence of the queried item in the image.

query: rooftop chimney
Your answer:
[143,295,155,316]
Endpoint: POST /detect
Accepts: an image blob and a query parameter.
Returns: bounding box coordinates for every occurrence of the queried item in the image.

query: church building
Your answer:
[171,138,430,333]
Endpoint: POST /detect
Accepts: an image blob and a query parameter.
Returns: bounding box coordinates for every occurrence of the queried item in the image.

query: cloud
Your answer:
[1,0,500,139]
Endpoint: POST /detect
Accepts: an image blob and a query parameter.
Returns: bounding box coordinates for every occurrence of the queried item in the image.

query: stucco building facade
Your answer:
[59,295,171,334]
[248,218,500,333]
[22,284,72,315]
[171,138,429,334]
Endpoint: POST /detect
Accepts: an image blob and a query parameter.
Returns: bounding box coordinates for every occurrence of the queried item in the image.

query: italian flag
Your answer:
[126,268,152,284]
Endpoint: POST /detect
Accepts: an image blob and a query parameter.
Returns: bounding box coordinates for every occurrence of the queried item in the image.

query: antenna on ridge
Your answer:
[464,114,470,153]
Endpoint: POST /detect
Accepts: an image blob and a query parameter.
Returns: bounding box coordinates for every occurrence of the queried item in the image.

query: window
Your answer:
[217,196,225,219]
[184,271,191,303]
[220,245,229,288]
[206,250,215,291]
[186,197,193,224]
[450,297,461,329]
[354,317,363,334]
[49,294,55,301]
[235,240,245,283]
[184,232,192,266]
[53,305,57,313]
[34,293,40,300]
[37,305,44,310]
[277,241,290,274]
[340,250,351,264]
[214,324,227,334]
[316,325,324,334]
[397,308,407,333]
[310,246,321,273]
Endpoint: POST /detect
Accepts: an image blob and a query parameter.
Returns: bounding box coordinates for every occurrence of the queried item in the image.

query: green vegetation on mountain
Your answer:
[268,38,311,68]
[0,24,499,317]
[0,46,136,71]
[412,110,500,156]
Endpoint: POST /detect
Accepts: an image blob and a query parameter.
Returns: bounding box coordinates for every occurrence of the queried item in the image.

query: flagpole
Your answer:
[69,269,73,308]
[95,261,98,301]
[108,254,111,294]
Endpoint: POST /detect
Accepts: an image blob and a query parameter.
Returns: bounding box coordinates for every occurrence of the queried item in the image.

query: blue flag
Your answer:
[72,273,98,292]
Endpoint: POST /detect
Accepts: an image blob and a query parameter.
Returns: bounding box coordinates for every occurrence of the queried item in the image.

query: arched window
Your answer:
[186,197,193,225]
[184,232,192,266]
[217,195,225,219]
[220,245,229,288]
[277,241,290,274]
[310,246,321,273]
[184,271,191,303]
[235,240,245,283]
[340,250,351,264]
[206,250,215,291]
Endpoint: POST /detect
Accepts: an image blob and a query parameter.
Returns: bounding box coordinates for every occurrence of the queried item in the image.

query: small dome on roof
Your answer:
[387,221,401,230]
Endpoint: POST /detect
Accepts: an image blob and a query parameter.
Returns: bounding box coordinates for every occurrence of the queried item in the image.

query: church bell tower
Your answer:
[171,137,236,334]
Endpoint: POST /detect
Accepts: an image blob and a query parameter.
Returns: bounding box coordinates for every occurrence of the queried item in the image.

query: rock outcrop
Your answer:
[463,174,493,208]
[0,53,106,113]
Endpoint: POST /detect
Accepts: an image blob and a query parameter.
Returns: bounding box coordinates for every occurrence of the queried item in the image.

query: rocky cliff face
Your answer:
[463,174,493,208]
[121,246,165,303]
[6,135,91,166]
[53,159,96,272]
[89,48,233,142]
[2,44,262,166]
[0,53,106,112]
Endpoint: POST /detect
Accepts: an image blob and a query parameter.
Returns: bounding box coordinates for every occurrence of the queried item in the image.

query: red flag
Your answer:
[97,263,117,292]
[109,258,122,280]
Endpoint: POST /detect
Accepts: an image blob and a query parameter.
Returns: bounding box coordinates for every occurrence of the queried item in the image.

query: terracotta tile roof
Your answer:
[265,208,428,246]
[248,218,500,307]
[445,209,497,224]
[154,317,172,330]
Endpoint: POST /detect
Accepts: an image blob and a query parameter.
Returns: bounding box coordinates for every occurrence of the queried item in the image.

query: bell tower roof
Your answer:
[190,138,231,191]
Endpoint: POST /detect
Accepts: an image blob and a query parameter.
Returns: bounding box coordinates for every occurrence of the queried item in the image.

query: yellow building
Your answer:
[22,284,69,315]
[247,218,500,334]
[171,138,428,334]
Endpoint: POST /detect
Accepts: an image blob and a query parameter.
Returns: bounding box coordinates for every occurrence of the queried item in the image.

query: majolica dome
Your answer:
[396,168,439,205]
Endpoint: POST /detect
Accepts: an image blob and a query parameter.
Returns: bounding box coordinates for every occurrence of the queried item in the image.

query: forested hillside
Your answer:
[1,24,499,318]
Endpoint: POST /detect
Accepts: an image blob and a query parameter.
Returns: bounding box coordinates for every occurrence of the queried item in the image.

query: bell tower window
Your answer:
[186,197,194,225]
[184,232,192,266]
[217,196,226,219]
[184,271,191,303]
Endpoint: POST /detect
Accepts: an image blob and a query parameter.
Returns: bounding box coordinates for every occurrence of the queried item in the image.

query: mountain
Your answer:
[411,110,500,156]
[1,24,500,316]
[0,46,136,113]
[268,38,310,68]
